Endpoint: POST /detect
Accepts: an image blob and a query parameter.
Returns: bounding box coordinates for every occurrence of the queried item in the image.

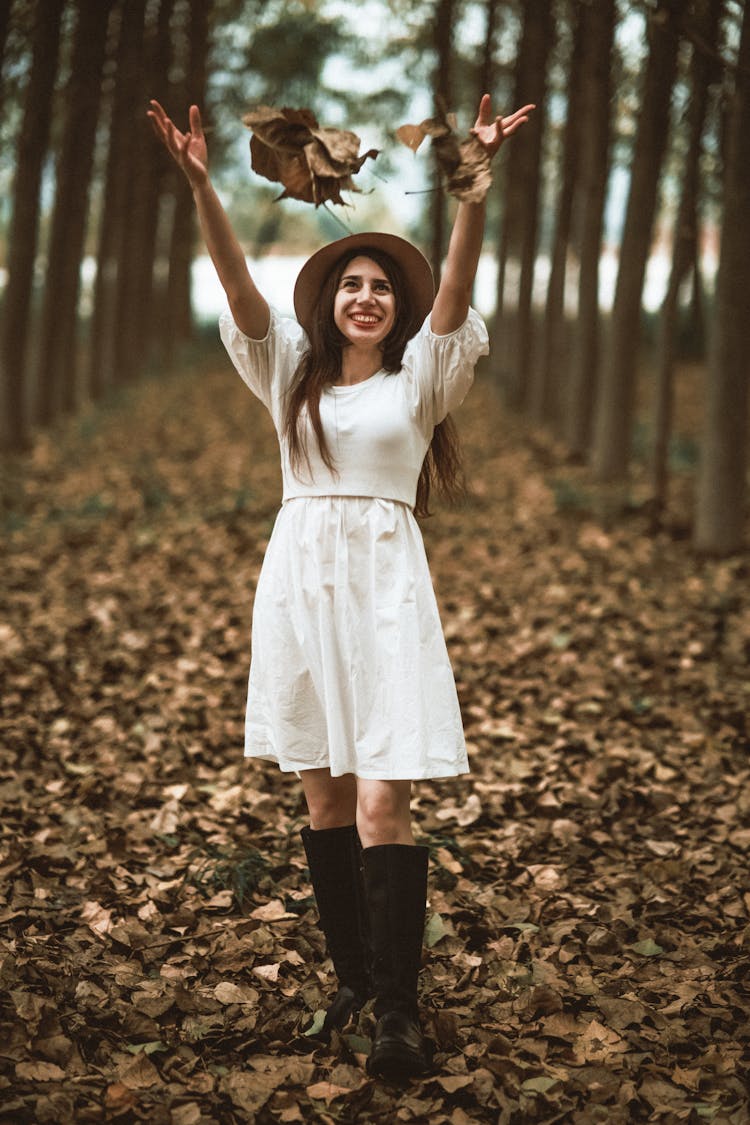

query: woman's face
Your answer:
[332,256,396,349]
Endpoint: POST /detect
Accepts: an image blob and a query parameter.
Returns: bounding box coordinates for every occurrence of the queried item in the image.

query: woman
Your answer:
[148,94,533,1081]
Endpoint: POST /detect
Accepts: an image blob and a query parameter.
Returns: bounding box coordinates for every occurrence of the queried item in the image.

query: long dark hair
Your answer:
[283,246,464,517]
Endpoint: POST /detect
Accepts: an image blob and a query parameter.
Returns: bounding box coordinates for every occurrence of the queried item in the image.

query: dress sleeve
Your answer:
[219,306,308,426]
[401,307,489,438]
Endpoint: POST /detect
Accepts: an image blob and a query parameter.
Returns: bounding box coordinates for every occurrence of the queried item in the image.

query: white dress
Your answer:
[220,304,489,780]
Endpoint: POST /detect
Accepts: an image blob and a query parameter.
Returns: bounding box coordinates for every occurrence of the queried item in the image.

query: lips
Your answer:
[349,313,380,326]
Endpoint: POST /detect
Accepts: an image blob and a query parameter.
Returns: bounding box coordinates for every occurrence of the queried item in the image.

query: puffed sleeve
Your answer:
[401,307,489,439]
[219,306,308,427]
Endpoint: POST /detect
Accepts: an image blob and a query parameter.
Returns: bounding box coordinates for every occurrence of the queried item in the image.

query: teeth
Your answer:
[352,315,378,324]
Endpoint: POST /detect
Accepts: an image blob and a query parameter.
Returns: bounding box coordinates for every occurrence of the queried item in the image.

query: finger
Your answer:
[501,116,530,138]
[502,104,536,127]
[189,104,204,138]
[475,92,494,126]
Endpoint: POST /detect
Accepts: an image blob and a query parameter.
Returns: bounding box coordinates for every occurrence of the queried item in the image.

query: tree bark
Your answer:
[430,0,455,287]
[114,0,178,384]
[694,0,750,554]
[0,0,13,116]
[88,0,145,399]
[163,0,211,364]
[34,0,112,425]
[531,0,584,424]
[651,0,721,524]
[0,0,64,451]
[111,0,149,385]
[564,0,615,458]
[590,0,680,481]
[492,0,552,408]
[478,0,499,100]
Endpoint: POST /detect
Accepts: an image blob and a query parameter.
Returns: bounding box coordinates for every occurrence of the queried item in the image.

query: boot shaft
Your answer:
[361,843,428,1019]
[301,824,371,999]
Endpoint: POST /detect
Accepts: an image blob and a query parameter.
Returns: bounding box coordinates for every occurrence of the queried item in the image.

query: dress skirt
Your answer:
[245,495,469,780]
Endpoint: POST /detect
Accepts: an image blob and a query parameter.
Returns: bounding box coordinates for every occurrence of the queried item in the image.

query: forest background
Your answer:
[0,0,748,552]
[1,1,750,1123]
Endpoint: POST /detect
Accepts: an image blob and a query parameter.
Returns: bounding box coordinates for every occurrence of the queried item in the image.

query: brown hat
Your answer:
[293,232,434,337]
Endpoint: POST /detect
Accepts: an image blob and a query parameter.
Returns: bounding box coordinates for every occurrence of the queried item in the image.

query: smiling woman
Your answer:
[147,93,532,1081]
[333,258,396,365]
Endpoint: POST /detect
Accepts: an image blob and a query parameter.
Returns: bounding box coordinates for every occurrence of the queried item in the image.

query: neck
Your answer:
[338,344,383,386]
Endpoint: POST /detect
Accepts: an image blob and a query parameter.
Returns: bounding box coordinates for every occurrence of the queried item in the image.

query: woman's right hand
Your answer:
[147,101,209,188]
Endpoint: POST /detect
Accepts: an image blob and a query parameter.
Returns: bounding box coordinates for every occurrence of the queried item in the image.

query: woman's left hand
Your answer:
[470,94,535,159]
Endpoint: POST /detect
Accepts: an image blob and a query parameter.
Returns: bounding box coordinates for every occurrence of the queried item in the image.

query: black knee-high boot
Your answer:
[301,824,372,1034]
[362,843,432,1079]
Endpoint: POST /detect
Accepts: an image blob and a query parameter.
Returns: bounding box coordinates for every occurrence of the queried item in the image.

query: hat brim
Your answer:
[293,232,435,338]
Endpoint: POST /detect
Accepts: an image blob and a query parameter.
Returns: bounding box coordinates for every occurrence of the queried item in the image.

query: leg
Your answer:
[355,778,414,848]
[356,779,431,1080]
[298,769,370,1035]
[300,767,357,829]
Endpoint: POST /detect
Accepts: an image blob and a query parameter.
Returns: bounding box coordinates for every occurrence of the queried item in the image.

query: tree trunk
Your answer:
[531,0,584,424]
[114,0,182,385]
[694,1,750,554]
[163,0,211,365]
[88,0,145,398]
[651,0,721,524]
[430,0,455,287]
[590,0,680,481]
[478,0,499,99]
[492,0,552,408]
[131,0,176,371]
[0,0,64,451]
[111,0,148,385]
[564,0,615,458]
[34,0,112,425]
[0,0,13,115]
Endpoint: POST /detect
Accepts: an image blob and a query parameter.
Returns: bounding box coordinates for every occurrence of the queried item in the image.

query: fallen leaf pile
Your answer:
[243,106,379,207]
[0,343,748,1122]
[396,105,492,203]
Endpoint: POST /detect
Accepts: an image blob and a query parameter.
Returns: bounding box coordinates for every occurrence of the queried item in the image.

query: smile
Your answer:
[350,314,380,325]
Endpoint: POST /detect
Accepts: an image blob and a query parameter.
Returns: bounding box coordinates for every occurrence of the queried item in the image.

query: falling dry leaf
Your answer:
[396,102,491,202]
[243,105,378,207]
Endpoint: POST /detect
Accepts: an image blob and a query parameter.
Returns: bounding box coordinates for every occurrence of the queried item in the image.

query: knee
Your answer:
[357,786,413,846]
[306,776,357,830]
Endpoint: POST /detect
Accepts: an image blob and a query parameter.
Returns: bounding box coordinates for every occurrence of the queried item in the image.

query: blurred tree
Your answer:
[591,0,681,482]
[0,0,64,451]
[164,0,211,364]
[564,0,615,459]
[651,0,722,524]
[34,0,113,424]
[238,3,348,111]
[0,0,12,119]
[694,0,750,554]
[113,0,178,384]
[492,0,552,408]
[133,0,177,367]
[88,0,146,399]
[478,0,500,98]
[532,0,584,425]
[431,0,457,284]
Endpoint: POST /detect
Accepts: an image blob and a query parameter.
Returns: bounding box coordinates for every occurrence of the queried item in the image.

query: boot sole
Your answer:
[367,1043,432,1082]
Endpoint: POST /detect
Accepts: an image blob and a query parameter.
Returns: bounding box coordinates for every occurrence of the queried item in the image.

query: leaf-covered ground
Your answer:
[1,346,748,1124]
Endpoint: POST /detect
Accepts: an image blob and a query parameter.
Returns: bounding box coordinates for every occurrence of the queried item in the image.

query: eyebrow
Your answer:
[340,273,391,284]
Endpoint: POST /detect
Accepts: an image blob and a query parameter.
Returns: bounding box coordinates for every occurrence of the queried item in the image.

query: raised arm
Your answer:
[430,96,535,337]
[147,101,270,340]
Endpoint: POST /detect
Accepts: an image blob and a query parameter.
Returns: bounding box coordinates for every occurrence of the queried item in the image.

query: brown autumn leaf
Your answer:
[243,104,379,207]
[396,103,491,203]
